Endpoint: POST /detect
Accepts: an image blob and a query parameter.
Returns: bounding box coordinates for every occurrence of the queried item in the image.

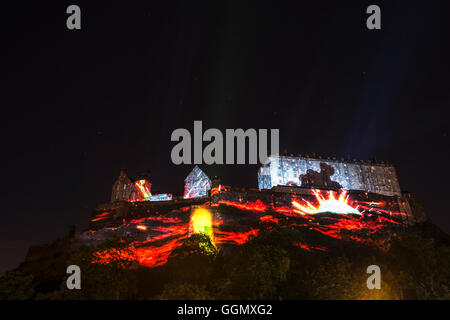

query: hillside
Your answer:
[1,202,449,300]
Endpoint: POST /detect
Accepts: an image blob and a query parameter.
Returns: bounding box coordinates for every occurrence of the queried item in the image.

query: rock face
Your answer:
[89,197,209,230]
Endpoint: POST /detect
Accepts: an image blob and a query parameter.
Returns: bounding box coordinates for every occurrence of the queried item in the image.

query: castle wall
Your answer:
[184,166,212,199]
[111,170,133,201]
[111,170,152,202]
[258,156,401,196]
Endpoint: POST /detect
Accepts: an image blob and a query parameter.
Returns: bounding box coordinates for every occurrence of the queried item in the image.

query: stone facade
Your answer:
[111,169,152,202]
[184,166,212,199]
[258,155,401,196]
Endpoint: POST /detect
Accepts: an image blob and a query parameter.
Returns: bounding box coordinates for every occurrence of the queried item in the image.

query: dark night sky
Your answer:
[2,1,450,276]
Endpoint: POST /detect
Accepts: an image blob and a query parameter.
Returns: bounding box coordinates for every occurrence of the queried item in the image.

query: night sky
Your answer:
[2,1,450,276]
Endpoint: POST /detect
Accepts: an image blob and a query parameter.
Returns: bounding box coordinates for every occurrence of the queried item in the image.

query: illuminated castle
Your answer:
[111,169,172,202]
[90,156,427,232]
[81,156,430,270]
[258,155,401,196]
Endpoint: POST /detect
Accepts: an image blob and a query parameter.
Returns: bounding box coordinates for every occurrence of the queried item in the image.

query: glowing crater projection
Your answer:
[292,189,360,215]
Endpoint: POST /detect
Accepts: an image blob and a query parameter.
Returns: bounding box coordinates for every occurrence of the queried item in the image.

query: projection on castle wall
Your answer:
[184,166,212,199]
[110,170,173,203]
[258,156,401,196]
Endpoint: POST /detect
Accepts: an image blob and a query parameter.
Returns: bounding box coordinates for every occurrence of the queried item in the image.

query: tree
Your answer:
[223,244,290,299]
[387,233,450,299]
[0,270,35,300]
[306,256,399,300]
[36,240,139,300]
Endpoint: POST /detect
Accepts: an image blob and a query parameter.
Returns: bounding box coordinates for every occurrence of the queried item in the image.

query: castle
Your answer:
[90,155,427,230]
[111,169,172,202]
[258,155,401,196]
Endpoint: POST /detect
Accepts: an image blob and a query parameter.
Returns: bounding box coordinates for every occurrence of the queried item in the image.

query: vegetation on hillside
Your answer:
[1,225,449,300]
